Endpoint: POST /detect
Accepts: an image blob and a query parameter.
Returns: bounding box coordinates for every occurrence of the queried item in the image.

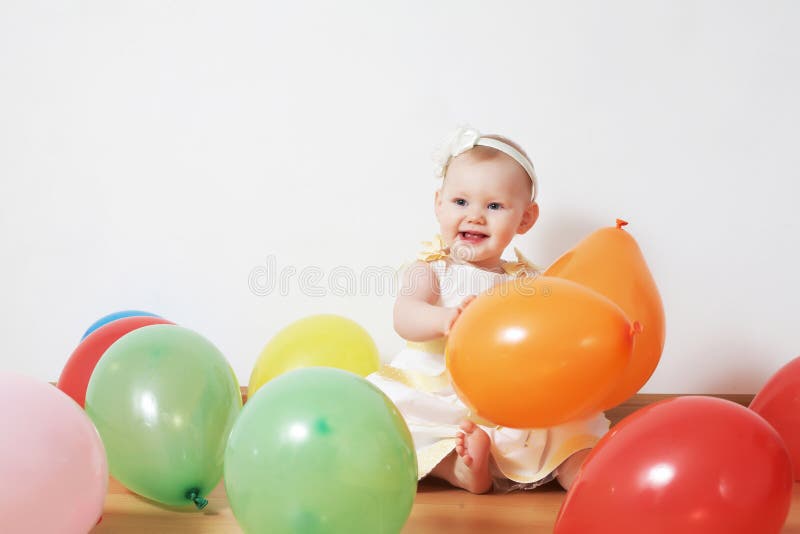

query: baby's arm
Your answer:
[393,261,463,342]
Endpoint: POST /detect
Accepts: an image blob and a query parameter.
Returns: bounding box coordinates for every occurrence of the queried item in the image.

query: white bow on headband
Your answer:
[432,127,538,201]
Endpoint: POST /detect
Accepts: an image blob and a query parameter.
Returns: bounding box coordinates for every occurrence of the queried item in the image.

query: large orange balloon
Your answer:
[446,276,638,428]
[545,219,665,409]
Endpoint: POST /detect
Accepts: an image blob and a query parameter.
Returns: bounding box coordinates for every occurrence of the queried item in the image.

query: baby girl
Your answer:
[368,127,609,493]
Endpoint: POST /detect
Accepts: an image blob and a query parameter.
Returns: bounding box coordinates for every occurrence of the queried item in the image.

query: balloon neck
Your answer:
[616,218,629,229]
[186,488,208,510]
[630,321,644,336]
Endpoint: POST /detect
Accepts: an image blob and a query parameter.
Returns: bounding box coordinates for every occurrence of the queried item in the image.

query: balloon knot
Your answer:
[186,488,208,510]
[616,219,629,229]
[631,321,644,335]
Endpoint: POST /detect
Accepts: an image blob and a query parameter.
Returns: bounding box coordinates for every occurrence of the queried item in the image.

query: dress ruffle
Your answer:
[369,238,609,486]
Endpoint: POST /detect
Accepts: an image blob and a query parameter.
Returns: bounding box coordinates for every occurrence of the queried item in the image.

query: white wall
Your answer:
[1,1,797,393]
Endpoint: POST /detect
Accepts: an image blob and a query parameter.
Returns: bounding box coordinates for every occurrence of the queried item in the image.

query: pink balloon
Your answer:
[0,373,108,533]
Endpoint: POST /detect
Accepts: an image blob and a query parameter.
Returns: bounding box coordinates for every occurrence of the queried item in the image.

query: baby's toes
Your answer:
[459,420,476,433]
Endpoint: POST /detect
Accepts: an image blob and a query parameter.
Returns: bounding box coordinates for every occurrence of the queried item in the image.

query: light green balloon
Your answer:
[225,367,417,534]
[86,324,241,508]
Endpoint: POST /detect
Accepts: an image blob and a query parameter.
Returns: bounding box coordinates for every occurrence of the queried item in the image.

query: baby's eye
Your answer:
[487,202,503,210]
[454,198,467,206]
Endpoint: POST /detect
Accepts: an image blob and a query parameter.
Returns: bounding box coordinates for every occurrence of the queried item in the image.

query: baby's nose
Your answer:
[466,210,486,223]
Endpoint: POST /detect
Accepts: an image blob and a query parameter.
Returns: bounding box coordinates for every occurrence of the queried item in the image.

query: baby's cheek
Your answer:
[496,217,517,234]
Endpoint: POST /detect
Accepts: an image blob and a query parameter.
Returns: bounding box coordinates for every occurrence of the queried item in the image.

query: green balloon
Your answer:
[225,367,417,534]
[85,324,241,508]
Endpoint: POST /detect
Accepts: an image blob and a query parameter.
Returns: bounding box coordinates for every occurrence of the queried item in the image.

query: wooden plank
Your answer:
[95,477,800,533]
[605,393,754,426]
[92,392,777,533]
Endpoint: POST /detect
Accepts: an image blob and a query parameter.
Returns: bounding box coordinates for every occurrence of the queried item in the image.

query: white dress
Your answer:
[368,238,610,490]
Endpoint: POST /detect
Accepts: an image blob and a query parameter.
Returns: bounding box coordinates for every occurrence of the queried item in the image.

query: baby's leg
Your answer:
[429,420,492,494]
[555,448,591,491]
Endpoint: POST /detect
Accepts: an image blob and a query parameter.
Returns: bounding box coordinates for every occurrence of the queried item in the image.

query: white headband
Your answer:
[433,127,538,201]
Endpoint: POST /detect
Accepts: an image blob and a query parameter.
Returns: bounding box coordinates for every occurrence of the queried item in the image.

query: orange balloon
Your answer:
[545,219,665,410]
[446,276,637,428]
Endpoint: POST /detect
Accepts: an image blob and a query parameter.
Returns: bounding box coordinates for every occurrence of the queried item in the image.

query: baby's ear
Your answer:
[434,189,443,220]
[517,202,539,234]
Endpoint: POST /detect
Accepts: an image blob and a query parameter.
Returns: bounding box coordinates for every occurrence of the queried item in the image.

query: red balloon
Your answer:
[554,396,792,534]
[57,316,173,407]
[751,356,800,480]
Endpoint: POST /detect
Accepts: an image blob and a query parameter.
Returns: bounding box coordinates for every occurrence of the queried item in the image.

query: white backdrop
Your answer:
[1,1,798,393]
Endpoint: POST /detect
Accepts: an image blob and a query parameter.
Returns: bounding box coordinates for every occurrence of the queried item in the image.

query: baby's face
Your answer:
[435,152,536,270]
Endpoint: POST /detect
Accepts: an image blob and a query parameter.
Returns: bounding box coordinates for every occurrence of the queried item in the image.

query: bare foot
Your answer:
[556,448,591,491]
[453,420,492,493]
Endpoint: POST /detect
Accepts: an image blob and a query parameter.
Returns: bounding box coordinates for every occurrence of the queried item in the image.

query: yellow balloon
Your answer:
[248,314,380,398]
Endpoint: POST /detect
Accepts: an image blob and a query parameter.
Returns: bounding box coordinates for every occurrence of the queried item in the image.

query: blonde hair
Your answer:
[472,134,532,162]
[447,134,535,199]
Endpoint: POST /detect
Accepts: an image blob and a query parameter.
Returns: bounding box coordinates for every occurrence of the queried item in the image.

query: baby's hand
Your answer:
[444,295,477,336]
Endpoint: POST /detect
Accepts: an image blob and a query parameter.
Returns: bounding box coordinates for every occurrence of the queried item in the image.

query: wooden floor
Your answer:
[93,393,797,533]
[93,476,800,533]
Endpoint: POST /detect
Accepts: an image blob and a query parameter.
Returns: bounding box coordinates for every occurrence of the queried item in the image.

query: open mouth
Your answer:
[459,231,488,243]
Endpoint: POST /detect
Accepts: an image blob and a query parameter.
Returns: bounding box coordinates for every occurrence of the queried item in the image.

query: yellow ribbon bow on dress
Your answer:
[417,235,541,276]
[417,235,450,263]
[502,248,542,277]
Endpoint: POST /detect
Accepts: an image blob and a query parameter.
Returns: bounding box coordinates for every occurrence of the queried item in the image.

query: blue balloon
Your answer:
[81,310,161,340]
